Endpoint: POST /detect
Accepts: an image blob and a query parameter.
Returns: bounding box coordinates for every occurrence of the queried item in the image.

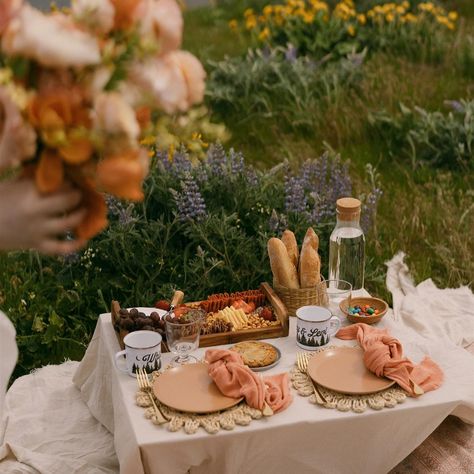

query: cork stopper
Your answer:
[336,197,361,221]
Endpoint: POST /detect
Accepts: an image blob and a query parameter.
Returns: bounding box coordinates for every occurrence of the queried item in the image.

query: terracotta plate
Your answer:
[153,363,243,413]
[307,347,395,395]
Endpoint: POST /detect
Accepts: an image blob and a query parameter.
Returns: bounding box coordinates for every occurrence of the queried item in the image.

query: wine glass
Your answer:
[322,279,352,321]
[164,312,202,366]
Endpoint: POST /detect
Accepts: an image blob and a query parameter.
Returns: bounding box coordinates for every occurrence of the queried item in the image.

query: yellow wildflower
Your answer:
[386,13,394,22]
[418,3,434,13]
[357,14,366,25]
[402,1,409,9]
[258,27,270,41]
[167,143,175,162]
[448,11,458,22]
[228,19,238,32]
[244,8,254,18]
[245,15,257,30]
[310,0,328,12]
[347,25,355,36]
[403,13,417,23]
[303,12,315,23]
[263,5,274,16]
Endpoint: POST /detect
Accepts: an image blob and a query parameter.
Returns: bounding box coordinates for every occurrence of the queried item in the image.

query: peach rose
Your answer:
[129,51,205,113]
[2,5,101,68]
[135,0,183,55]
[93,92,140,148]
[0,0,22,35]
[169,51,206,106]
[129,56,188,113]
[72,0,115,35]
[0,87,37,172]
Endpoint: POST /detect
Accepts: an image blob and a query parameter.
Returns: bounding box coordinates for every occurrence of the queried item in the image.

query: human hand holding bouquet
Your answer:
[0,0,205,242]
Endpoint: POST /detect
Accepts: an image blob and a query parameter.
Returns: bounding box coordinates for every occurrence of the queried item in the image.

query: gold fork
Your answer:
[136,368,168,424]
[296,352,327,405]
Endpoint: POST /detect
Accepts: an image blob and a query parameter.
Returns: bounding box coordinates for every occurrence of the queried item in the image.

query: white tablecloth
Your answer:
[73,293,474,474]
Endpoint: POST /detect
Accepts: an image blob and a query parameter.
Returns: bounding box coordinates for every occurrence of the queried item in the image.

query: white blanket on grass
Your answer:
[386,252,474,349]
[0,361,119,473]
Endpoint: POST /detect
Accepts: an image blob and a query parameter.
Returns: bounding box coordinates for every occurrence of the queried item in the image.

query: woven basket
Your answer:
[274,278,328,316]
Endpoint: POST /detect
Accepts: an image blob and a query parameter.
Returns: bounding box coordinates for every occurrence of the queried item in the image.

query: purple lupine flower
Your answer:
[172,173,207,222]
[444,100,464,113]
[228,148,245,175]
[284,175,308,214]
[296,153,352,225]
[106,195,137,227]
[268,209,288,234]
[285,44,298,63]
[63,232,79,264]
[155,148,192,176]
[245,167,259,187]
[206,143,227,178]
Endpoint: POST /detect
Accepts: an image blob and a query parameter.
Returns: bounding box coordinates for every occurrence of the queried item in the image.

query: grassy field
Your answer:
[183,0,474,298]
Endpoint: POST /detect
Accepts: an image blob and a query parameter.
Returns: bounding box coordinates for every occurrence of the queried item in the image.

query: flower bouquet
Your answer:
[0,0,205,239]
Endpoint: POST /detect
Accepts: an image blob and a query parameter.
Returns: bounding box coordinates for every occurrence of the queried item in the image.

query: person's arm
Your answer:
[0,178,86,255]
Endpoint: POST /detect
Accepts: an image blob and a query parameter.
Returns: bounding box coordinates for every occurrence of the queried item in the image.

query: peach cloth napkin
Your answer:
[204,349,292,413]
[336,323,444,396]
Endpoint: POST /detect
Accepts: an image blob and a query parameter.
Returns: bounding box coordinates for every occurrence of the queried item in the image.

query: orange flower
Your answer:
[35,149,64,193]
[28,92,91,130]
[110,0,141,30]
[75,180,108,240]
[59,136,93,164]
[96,150,144,201]
[28,94,73,130]
[135,106,151,130]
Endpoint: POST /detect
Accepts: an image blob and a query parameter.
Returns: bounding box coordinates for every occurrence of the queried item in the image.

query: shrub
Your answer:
[234,0,458,63]
[369,100,474,170]
[1,144,381,377]
[206,46,366,134]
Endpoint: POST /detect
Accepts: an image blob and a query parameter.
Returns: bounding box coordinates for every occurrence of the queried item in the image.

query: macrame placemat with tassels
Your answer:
[135,370,267,435]
[290,347,408,413]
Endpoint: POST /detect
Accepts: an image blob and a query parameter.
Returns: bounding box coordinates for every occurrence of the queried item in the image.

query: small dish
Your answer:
[339,297,388,324]
[251,346,281,372]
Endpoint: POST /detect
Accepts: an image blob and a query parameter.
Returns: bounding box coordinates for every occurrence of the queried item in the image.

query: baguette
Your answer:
[268,237,299,289]
[281,230,299,267]
[299,237,321,288]
[303,227,319,252]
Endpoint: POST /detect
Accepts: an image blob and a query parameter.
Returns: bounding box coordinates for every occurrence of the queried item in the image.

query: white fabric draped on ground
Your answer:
[0,361,118,473]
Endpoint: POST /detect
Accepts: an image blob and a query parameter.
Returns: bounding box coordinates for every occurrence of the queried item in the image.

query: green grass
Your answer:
[183,0,474,299]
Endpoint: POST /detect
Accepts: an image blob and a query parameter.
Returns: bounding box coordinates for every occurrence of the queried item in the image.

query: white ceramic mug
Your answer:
[296,306,341,350]
[115,330,162,377]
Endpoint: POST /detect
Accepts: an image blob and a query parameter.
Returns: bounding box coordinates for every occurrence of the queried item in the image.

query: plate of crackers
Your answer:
[230,341,281,372]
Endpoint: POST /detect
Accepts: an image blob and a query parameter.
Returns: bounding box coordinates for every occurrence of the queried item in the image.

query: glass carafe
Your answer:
[329,197,365,290]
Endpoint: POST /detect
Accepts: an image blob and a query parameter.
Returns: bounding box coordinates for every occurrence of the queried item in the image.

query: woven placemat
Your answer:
[291,347,408,413]
[135,370,266,434]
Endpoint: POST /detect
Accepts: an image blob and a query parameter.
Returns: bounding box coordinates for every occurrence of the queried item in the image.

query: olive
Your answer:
[129,308,139,317]
[142,325,154,331]
[150,312,161,324]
